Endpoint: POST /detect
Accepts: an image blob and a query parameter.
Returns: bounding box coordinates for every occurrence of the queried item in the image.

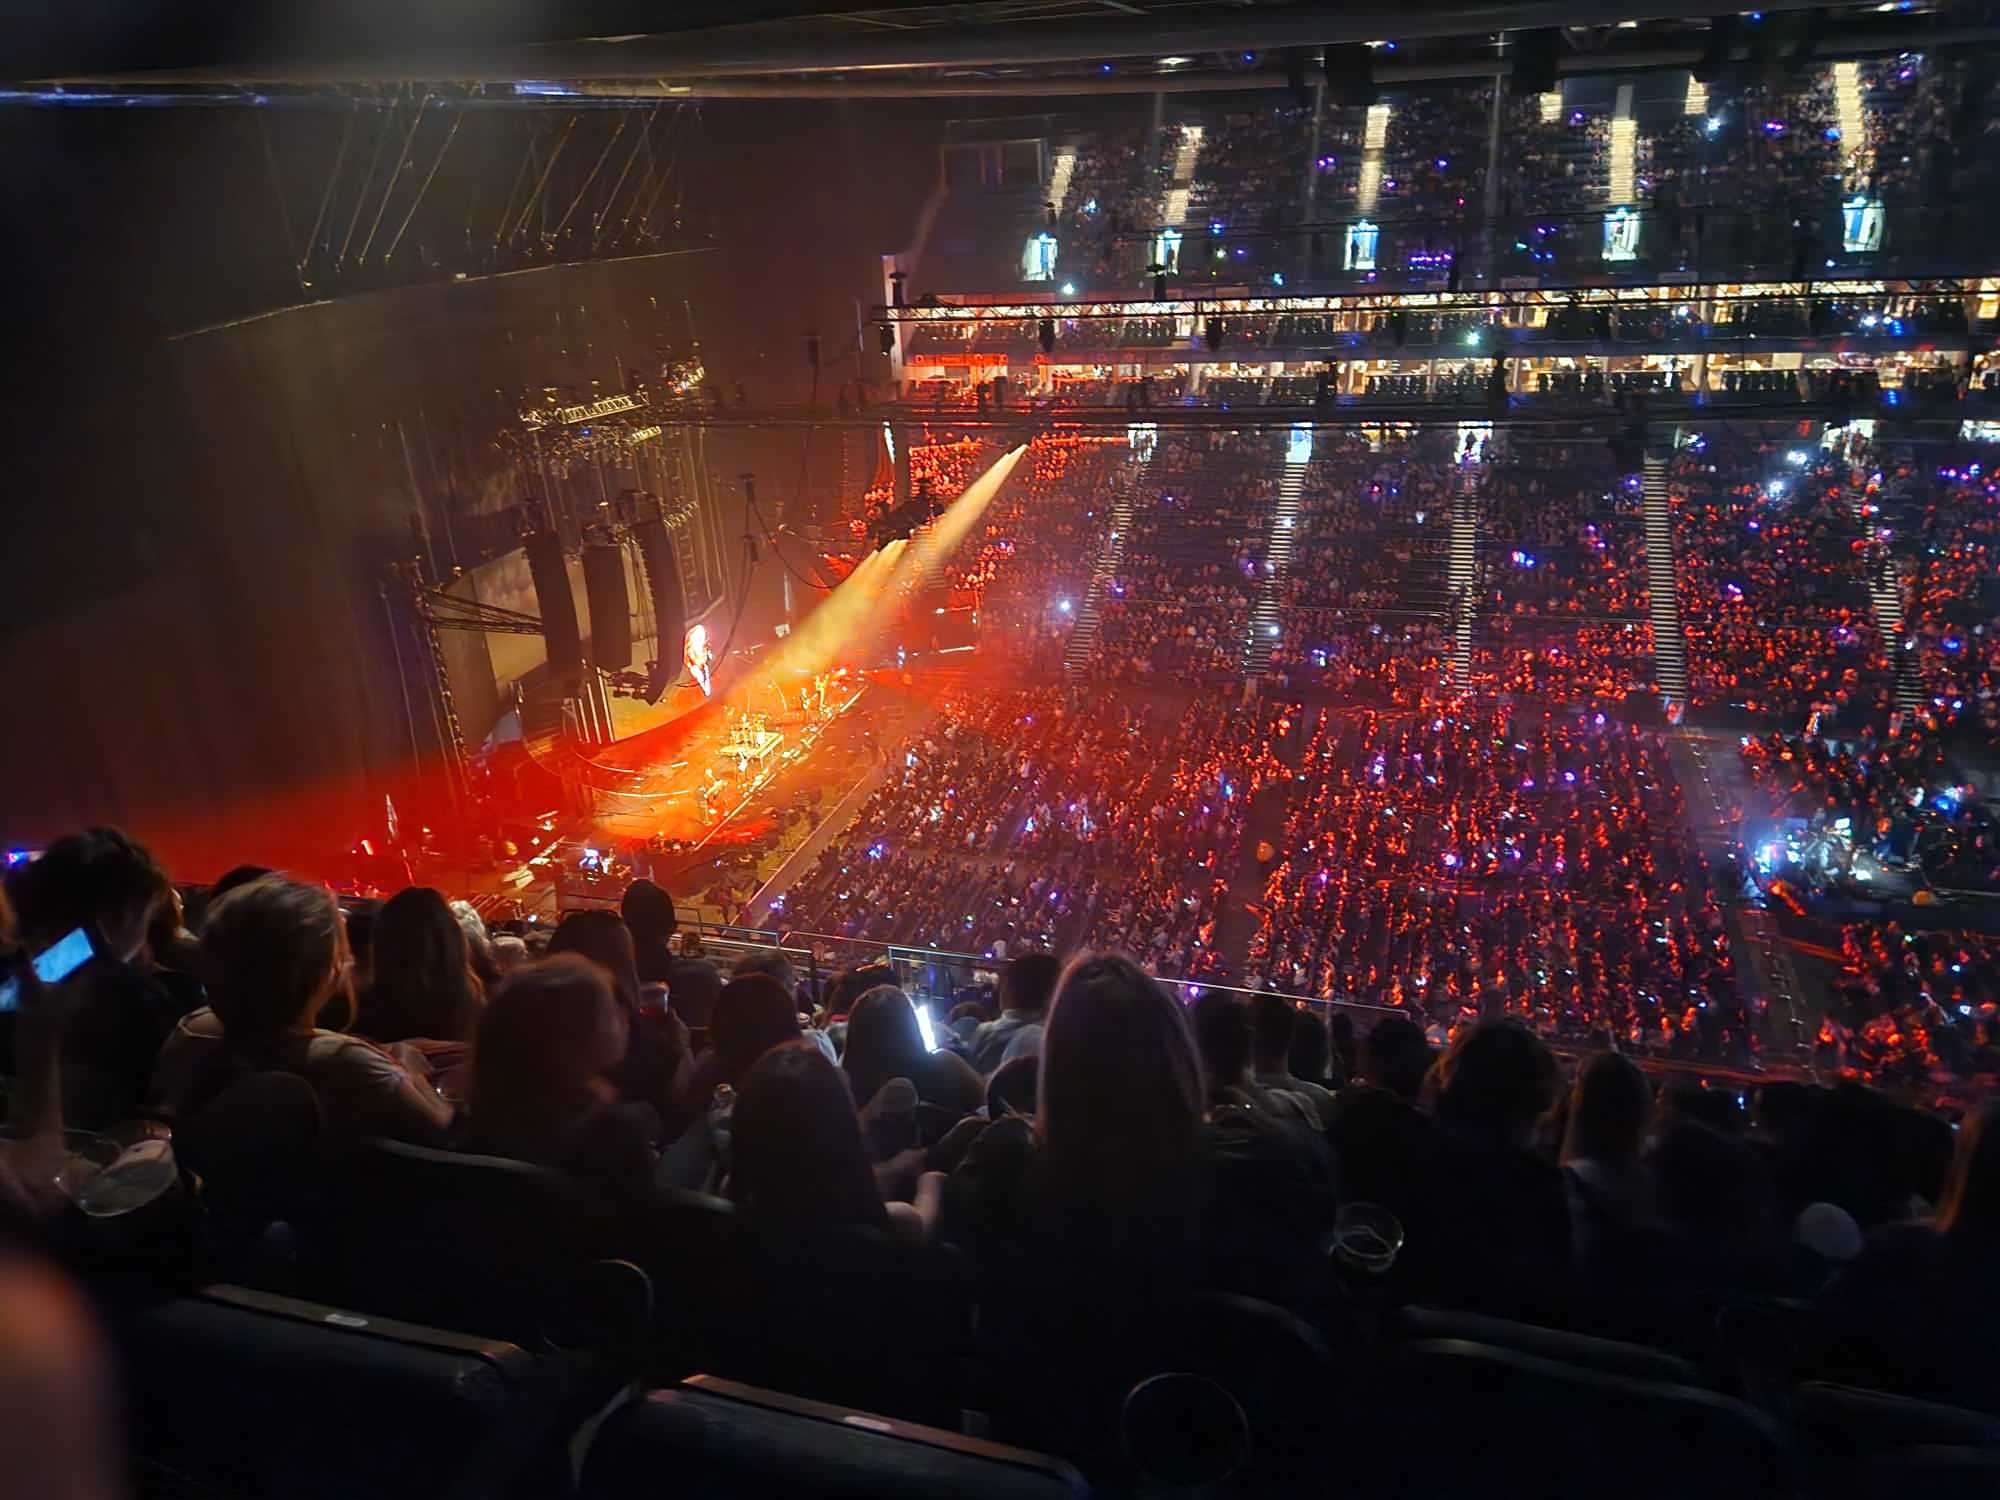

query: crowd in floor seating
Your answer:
[1672,431,1892,724]
[777,685,1281,979]
[1480,448,1651,619]
[1247,706,1744,1060]
[1866,448,2000,743]
[1830,921,2000,1087]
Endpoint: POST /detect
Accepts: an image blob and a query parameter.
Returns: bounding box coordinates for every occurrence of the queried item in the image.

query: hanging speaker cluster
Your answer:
[523,527,583,693]
[631,512,688,704]
[581,543,633,671]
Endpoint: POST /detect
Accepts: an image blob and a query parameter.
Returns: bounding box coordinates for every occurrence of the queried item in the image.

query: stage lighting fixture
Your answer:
[1323,43,1377,108]
[1038,318,1056,354]
[1151,265,1168,301]
[1205,318,1224,351]
[878,322,896,355]
[1511,29,1561,96]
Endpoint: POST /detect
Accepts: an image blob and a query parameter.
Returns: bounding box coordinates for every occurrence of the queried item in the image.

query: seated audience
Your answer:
[454,955,657,1200]
[1250,993,1337,1119]
[545,909,687,1131]
[1815,1097,2000,1409]
[2,828,177,1129]
[658,973,801,1192]
[842,984,985,1123]
[970,952,1060,1074]
[353,885,483,1088]
[729,1039,938,1244]
[152,875,452,1143]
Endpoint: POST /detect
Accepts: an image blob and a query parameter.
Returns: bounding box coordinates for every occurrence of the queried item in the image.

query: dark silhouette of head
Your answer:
[201,876,343,1049]
[1250,992,1301,1074]
[467,955,628,1162]
[1038,954,1205,1232]
[1000,951,1061,1017]
[5,827,170,961]
[841,984,928,1106]
[361,886,483,1042]
[730,1040,887,1232]
[1191,991,1254,1097]
[1358,1015,1433,1102]
[1434,1021,1557,1147]
[546,909,642,1014]
[711,972,802,1081]
[1562,1051,1652,1170]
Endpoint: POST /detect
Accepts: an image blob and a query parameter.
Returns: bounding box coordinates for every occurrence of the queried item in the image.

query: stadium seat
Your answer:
[1397,1305,1707,1386]
[581,1376,1088,1500]
[122,1284,579,1500]
[1373,1338,1794,1498]
[302,1138,648,1357]
[636,1191,976,1427]
[173,1070,323,1281]
[972,1289,1335,1493]
[1793,1380,2000,1496]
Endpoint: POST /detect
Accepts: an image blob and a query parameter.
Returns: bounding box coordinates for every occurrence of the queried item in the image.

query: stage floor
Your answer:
[588,677,872,848]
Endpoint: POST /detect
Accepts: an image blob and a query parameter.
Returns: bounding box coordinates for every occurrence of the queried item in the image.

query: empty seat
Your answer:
[300,1138,647,1356]
[1370,1338,1792,1499]
[122,1284,575,1500]
[582,1376,1088,1500]
[636,1190,975,1427]
[1792,1384,2000,1499]
[1398,1305,1706,1386]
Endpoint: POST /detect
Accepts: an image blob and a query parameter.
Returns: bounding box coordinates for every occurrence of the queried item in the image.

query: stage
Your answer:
[495,662,941,924]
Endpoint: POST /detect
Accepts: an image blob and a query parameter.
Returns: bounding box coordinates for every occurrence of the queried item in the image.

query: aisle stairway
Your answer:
[1609,85,1637,204]
[1159,123,1204,236]
[1832,464,1923,713]
[1876,570,1924,714]
[1640,457,1691,708]
[1447,459,1481,695]
[1063,467,1137,676]
[1244,433,1308,675]
[1047,149,1077,217]
[1833,61,1870,187]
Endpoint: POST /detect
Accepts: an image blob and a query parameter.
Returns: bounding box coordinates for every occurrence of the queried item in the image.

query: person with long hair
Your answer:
[151,876,451,1143]
[1561,1050,1654,1257]
[658,973,802,1192]
[840,984,983,1125]
[945,954,1212,1282]
[455,956,656,1199]
[545,908,688,1133]
[1816,1098,2000,1407]
[729,1040,934,1242]
[353,887,483,1047]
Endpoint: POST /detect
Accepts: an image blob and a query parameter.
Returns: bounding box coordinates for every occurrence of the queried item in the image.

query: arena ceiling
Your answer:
[11,0,1995,99]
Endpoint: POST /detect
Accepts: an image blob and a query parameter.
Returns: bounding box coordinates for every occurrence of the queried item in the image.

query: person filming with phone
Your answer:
[1,828,179,1131]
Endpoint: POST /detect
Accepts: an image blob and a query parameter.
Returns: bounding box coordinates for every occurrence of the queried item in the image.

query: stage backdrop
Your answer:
[0,252,709,876]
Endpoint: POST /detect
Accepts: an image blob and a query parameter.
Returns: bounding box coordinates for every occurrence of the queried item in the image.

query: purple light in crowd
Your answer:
[1763,120,1785,134]
[1442,852,1460,868]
